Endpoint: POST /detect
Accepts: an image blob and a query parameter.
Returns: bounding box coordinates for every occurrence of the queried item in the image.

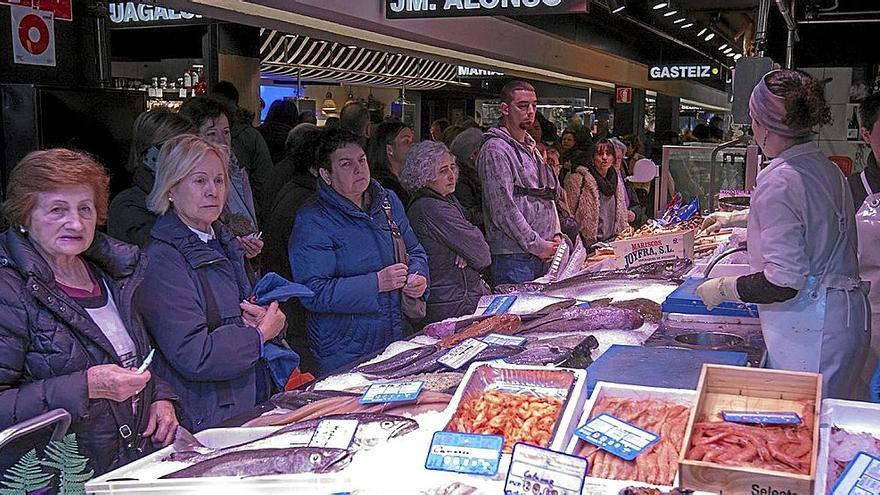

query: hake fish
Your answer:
[170,413,418,464]
[161,447,350,478]
[502,345,572,366]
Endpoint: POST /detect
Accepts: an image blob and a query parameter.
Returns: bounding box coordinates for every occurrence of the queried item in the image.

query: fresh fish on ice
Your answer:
[380,347,448,379]
[161,447,350,478]
[502,345,572,366]
[269,389,360,410]
[354,345,438,376]
[519,306,644,334]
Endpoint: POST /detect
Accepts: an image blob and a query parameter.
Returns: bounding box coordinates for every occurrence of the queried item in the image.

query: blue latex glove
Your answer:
[871,361,880,402]
[250,272,313,305]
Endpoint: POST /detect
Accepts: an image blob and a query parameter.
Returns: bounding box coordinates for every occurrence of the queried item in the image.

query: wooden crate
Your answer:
[678,364,822,495]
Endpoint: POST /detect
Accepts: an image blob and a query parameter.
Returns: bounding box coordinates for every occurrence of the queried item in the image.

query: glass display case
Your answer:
[659,144,760,213]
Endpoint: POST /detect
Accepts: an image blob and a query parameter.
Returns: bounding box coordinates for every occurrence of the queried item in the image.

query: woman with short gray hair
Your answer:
[402,141,491,323]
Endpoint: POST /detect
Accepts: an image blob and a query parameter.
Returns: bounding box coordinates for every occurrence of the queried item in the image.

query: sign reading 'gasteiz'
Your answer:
[385,0,589,19]
[648,64,721,81]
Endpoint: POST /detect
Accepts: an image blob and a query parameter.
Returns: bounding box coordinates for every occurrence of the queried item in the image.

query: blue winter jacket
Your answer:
[135,211,263,431]
[290,180,428,375]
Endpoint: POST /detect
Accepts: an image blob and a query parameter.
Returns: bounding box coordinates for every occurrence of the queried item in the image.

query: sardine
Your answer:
[161,447,350,478]
[502,345,572,366]
[353,345,438,376]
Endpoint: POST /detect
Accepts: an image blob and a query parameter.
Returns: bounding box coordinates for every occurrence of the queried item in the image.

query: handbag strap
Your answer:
[194,267,234,406]
[381,197,408,265]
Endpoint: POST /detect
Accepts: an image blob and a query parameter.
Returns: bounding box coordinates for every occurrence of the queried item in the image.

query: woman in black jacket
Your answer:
[0,149,178,475]
[401,141,491,323]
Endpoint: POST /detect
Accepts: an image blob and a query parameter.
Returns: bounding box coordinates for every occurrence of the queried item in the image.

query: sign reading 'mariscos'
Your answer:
[385,0,589,19]
[648,64,721,81]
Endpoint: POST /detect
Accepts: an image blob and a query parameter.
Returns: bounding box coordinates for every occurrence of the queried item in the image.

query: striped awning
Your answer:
[259,29,465,90]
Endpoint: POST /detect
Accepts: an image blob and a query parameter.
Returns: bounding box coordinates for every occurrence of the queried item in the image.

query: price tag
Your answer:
[179,88,187,98]
[722,411,801,426]
[359,381,424,404]
[832,451,880,495]
[438,338,489,370]
[308,419,358,450]
[481,333,527,346]
[504,442,588,495]
[425,431,503,476]
[574,413,659,461]
[482,295,517,315]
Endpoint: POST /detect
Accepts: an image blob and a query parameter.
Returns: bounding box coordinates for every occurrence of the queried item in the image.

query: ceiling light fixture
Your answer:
[663,10,677,16]
[609,0,627,13]
[704,32,715,41]
[719,43,728,50]
[726,52,736,58]
[681,23,693,28]
[724,47,734,54]
[733,53,743,60]
[673,18,686,24]
[652,2,668,9]
[697,28,707,36]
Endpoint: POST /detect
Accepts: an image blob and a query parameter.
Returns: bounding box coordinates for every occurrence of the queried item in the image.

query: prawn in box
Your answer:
[679,364,821,495]
[443,363,587,453]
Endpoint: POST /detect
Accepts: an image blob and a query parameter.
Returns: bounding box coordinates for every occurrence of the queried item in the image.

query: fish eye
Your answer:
[381,420,394,429]
[309,453,321,463]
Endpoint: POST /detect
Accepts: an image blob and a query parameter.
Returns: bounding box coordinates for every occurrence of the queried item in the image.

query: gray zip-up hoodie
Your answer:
[477,126,561,256]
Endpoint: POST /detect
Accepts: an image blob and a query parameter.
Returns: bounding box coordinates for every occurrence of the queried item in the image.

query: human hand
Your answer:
[142,400,178,447]
[377,263,408,292]
[87,365,151,402]
[627,210,636,223]
[454,255,467,269]
[537,238,562,261]
[238,234,264,259]
[256,301,285,342]
[240,301,267,327]
[402,273,427,298]
[696,276,741,310]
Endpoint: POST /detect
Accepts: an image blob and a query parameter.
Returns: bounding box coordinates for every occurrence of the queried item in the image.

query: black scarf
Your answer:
[588,164,618,197]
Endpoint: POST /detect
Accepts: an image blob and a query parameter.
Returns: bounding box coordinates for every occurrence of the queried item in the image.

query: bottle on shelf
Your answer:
[184,70,192,89]
[193,66,207,96]
[848,106,860,140]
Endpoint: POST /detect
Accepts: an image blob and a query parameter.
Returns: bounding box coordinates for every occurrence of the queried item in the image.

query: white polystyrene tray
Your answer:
[565,381,697,490]
[441,361,589,454]
[816,398,880,495]
[86,426,352,494]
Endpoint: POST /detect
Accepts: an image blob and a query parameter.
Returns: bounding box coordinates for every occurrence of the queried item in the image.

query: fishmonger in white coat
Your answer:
[699,69,870,400]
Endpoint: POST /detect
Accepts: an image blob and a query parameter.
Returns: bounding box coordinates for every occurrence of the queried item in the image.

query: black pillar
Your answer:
[613,85,646,141]
[654,93,680,136]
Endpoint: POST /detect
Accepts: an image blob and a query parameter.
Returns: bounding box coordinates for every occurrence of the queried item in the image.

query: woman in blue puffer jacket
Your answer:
[290,129,428,375]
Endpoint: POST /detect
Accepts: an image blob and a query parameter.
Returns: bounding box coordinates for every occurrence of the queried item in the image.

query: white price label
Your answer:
[504,442,587,495]
[438,338,489,370]
[308,419,358,450]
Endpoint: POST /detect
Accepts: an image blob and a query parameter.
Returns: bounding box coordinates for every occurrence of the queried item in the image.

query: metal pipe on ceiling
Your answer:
[755,0,771,56]
[775,0,801,42]
[799,17,880,24]
[815,8,880,16]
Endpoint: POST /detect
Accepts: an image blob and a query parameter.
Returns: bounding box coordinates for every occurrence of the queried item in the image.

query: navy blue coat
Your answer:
[290,180,428,375]
[0,231,176,475]
[135,211,262,432]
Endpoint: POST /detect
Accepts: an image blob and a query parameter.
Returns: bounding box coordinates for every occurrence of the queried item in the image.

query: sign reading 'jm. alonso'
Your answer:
[385,0,589,19]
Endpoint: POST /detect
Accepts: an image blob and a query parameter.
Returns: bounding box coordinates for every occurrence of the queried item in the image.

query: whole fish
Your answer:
[469,344,524,364]
[381,347,448,379]
[162,447,350,478]
[496,260,691,296]
[170,413,417,463]
[503,345,572,366]
[519,307,644,334]
[353,345,438,376]
[608,298,663,323]
[269,389,360,411]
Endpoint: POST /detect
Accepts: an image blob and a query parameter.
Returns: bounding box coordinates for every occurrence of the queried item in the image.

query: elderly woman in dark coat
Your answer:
[401,141,491,323]
[134,135,286,432]
[0,149,178,475]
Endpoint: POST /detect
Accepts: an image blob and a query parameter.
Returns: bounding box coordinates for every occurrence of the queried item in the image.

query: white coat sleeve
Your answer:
[750,169,810,291]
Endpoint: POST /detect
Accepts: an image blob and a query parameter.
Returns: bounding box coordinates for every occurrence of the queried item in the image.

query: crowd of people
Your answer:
[5,73,859,477]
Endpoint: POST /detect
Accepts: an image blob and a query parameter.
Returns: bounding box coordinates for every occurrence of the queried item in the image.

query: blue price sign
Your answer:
[832,451,880,495]
[575,413,659,461]
[425,431,503,476]
[722,411,801,426]
[359,381,424,404]
[483,296,517,315]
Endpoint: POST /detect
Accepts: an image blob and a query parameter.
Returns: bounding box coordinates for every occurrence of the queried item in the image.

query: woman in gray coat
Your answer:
[401,141,491,323]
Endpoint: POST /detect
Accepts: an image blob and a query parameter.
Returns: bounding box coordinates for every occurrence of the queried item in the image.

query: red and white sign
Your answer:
[11,5,55,67]
[1,0,72,21]
[615,87,633,104]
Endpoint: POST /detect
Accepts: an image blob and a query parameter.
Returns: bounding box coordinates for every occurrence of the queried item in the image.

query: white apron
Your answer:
[749,168,870,400]
[856,171,880,387]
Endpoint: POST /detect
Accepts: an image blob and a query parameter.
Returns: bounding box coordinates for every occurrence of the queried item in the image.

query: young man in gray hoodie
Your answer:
[477,80,563,285]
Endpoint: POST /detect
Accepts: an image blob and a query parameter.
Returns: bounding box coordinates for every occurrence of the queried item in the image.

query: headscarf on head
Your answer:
[749,70,814,139]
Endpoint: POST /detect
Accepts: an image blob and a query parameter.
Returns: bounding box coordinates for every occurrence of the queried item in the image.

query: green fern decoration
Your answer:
[0,448,53,495]
[41,435,93,495]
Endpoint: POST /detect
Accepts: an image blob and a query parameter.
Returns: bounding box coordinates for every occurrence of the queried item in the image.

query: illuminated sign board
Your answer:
[109,2,203,24]
[648,64,721,81]
[458,66,504,77]
[385,0,589,19]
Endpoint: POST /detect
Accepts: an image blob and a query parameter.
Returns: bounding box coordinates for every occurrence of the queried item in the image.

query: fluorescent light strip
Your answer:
[673,18,686,24]
[612,5,626,13]
[663,10,677,16]
[719,43,728,50]
[681,23,693,28]
[697,28,707,36]
[705,33,715,41]
[733,54,743,60]
[653,2,668,9]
